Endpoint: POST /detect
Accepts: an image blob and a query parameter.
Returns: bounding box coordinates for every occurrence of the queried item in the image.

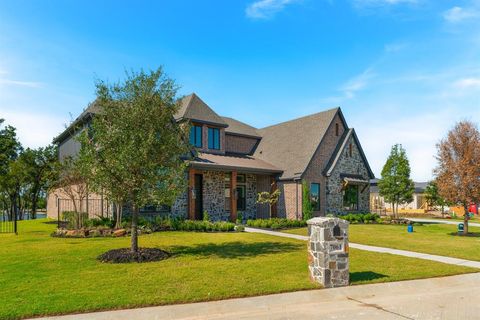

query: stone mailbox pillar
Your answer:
[307,217,349,288]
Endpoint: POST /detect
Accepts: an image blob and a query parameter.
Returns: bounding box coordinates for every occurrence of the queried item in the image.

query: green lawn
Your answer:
[284,223,480,261]
[0,219,476,319]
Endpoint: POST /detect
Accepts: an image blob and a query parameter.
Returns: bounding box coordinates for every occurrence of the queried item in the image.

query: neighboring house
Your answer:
[47,93,374,221]
[369,179,428,214]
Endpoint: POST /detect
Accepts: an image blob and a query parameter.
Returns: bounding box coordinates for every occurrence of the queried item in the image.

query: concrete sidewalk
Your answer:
[37,273,480,320]
[407,217,480,228]
[245,227,480,269]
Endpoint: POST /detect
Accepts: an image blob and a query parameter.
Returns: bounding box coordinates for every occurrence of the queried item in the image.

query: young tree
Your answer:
[55,157,89,214]
[435,121,480,235]
[378,144,415,219]
[78,68,190,253]
[424,181,449,217]
[302,180,313,221]
[257,188,281,219]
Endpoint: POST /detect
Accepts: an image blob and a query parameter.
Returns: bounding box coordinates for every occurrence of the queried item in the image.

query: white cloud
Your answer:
[443,6,479,23]
[384,42,409,53]
[0,78,43,88]
[341,68,376,98]
[454,77,480,88]
[245,0,299,19]
[0,108,66,148]
[352,0,418,8]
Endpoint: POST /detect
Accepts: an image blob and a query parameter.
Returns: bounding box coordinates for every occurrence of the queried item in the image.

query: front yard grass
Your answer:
[284,223,480,261]
[0,219,476,319]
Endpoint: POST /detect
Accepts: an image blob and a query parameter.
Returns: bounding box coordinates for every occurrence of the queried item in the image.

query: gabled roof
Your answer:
[175,93,228,127]
[53,101,101,144]
[191,152,282,174]
[324,128,375,179]
[254,108,340,180]
[221,117,260,138]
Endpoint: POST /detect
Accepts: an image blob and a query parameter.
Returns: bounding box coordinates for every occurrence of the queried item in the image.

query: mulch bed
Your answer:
[97,248,171,263]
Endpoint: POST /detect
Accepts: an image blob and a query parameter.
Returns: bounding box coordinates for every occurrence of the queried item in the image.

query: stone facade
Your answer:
[307,217,349,288]
[326,135,370,215]
[171,191,188,218]
[202,170,229,221]
[244,174,257,220]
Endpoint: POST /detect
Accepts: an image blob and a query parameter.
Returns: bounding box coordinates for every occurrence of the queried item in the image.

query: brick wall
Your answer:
[301,113,347,216]
[225,134,259,155]
[277,181,302,219]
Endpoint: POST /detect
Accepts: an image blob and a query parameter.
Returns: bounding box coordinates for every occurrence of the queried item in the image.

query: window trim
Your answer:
[208,127,220,150]
[310,183,320,211]
[190,125,202,148]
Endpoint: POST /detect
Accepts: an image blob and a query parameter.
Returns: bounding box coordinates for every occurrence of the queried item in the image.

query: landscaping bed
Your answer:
[52,216,238,238]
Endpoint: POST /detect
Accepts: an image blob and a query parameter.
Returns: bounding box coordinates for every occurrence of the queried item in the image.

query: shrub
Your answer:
[62,211,89,230]
[246,218,307,230]
[339,213,381,224]
[203,211,210,222]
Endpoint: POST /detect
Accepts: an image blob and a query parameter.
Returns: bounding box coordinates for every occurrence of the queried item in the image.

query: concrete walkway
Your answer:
[37,273,480,319]
[407,217,480,228]
[244,227,480,269]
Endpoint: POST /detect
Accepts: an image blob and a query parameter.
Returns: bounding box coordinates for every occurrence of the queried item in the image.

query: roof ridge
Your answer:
[259,107,340,131]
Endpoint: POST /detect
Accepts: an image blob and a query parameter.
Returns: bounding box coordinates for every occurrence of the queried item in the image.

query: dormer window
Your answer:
[208,127,220,150]
[190,125,202,148]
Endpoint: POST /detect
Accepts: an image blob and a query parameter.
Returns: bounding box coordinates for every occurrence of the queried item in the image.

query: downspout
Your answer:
[294,177,301,220]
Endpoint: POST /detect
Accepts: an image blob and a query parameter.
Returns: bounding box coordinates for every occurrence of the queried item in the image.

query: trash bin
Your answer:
[407,224,413,233]
[458,223,464,234]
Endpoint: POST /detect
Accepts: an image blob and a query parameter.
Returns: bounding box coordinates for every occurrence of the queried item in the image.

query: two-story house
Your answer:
[47,93,374,221]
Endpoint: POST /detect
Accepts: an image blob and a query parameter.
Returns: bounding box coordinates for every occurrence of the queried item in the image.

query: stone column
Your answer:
[307,217,349,288]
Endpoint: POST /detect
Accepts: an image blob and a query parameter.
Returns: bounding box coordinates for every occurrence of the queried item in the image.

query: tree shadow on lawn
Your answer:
[448,232,480,237]
[350,271,388,283]
[169,241,302,259]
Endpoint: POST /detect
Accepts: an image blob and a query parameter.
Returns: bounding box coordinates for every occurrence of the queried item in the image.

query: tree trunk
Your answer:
[31,193,38,220]
[115,203,123,229]
[131,204,139,252]
[463,205,469,236]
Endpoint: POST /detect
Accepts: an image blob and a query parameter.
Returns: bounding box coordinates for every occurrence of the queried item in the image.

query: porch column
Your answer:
[230,171,237,222]
[188,168,195,220]
[271,176,278,218]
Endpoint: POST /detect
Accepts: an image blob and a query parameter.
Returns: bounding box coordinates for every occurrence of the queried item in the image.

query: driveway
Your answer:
[37,273,480,320]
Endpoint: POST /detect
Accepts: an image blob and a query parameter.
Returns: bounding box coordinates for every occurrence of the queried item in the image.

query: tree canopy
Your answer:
[78,68,191,252]
[378,144,415,218]
[435,120,480,235]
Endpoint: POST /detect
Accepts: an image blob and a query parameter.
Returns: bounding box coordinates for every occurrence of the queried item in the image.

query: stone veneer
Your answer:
[202,171,229,221]
[307,217,349,288]
[326,134,370,215]
[243,174,257,220]
[171,191,188,218]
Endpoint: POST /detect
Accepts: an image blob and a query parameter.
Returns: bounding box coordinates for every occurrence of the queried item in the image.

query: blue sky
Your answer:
[0,0,479,181]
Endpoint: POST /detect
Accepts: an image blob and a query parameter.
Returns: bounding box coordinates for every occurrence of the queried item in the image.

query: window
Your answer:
[208,127,220,150]
[335,123,339,136]
[310,183,320,211]
[349,143,353,157]
[189,125,202,148]
[343,185,358,210]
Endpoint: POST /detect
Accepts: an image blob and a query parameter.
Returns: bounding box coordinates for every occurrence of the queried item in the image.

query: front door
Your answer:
[237,185,246,211]
[194,174,203,220]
